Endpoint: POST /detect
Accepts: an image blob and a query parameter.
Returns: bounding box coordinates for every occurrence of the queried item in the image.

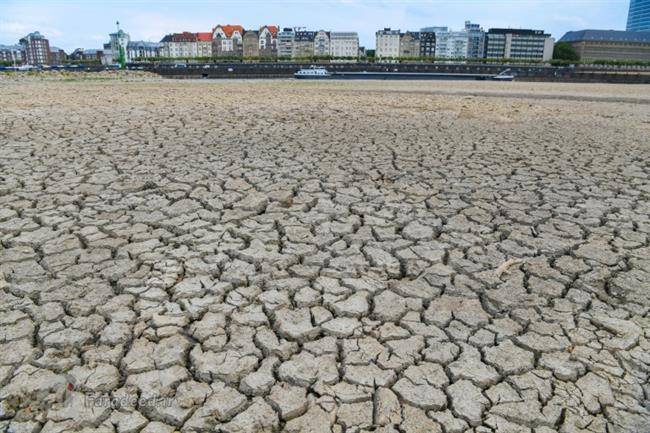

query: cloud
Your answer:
[122,11,218,41]
[0,20,64,39]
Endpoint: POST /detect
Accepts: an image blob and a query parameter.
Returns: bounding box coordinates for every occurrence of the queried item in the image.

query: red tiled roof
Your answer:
[264,26,279,36]
[196,32,212,42]
[171,32,197,42]
[215,25,244,38]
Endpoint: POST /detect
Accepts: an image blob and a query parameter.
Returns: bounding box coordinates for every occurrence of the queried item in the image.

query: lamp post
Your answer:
[116,20,126,69]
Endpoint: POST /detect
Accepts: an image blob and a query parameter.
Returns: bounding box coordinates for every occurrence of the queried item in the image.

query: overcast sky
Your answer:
[1,0,631,51]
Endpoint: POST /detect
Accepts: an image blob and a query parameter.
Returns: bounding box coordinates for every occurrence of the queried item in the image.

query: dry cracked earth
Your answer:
[1,77,650,433]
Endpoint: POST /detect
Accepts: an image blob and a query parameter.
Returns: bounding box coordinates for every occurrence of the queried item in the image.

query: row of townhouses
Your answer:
[376,22,555,61]
[155,26,361,60]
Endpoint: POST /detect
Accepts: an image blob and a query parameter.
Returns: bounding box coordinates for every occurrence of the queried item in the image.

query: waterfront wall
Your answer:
[151,62,650,83]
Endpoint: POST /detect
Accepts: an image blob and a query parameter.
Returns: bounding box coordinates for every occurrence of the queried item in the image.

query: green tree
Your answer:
[553,42,579,61]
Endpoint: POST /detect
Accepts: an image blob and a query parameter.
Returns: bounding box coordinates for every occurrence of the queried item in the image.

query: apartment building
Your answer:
[258,26,279,57]
[294,31,316,58]
[49,46,67,64]
[422,27,469,58]
[314,31,330,57]
[277,28,295,58]
[243,30,260,58]
[0,44,24,64]
[419,31,436,58]
[160,32,198,58]
[465,21,485,58]
[329,32,359,58]
[19,32,50,65]
[212,25,244,57]
[196,32,213,57]
[376,28,401,59]
[399,32,420,58]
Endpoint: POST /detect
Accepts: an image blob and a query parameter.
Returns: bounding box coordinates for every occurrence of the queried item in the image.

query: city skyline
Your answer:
[1,0,631,51]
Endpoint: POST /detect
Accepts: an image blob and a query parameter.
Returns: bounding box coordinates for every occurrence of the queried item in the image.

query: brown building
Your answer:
[69,48,103,62]
[293,31,316,59]
[559,29,650,61]
[243,31,260,58]
[19,31,50,65]
[49,47,67,64]
[399,32,421,58]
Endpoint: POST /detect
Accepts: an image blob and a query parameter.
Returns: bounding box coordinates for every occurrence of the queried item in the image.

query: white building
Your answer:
[314,30,330,56]
[126,41,161,61]
[422,27,469,58]
[159,33,198,58]
[0,44,24,65]
[258,26,278,55]
[329,32,359,58]
[375,28,401,59]
[277,27,295,58]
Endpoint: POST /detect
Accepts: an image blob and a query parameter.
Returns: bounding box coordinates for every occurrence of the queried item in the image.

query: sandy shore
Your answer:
[1,78,649,433]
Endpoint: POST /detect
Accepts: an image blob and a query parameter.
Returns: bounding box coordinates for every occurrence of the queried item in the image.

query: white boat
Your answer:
[294,67,331,79]
[492,69,515,81]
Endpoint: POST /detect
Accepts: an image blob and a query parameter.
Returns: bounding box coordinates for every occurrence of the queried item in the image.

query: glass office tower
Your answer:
[627,0,650,31]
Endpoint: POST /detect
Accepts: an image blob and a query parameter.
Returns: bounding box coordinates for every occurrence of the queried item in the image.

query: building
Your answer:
[418,31,436,58]
[212,25,244,57]
[49,46,67,64]
[277,28,295,58]
[559,29,650,61]
[69,48,103,62]
[19,32,50,65]
[196,32,213,57]
[376,28,401,59]
[293,31,316,58]
[243,30,260,58]
[259,26,278,58]
[422,27,469,58]
[0,44,24,64]
[329,32,359,58]
[627,0,650,31]
[485,28,554,61]
[126,41,161,61]
[109,28,130,57]
[314,30,330,57]
[160,32,198,58]
[421,27,469,59]
[465,21,485,58]
[399,32,421,58]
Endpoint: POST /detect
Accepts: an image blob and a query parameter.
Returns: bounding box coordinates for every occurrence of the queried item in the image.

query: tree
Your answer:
[553,42,579,61]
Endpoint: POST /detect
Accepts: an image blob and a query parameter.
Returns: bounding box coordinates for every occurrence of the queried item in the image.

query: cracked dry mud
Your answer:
[1,78,649,433]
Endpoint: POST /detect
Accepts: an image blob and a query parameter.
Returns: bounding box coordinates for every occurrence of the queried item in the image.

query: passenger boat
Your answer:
[294,67,331,79]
